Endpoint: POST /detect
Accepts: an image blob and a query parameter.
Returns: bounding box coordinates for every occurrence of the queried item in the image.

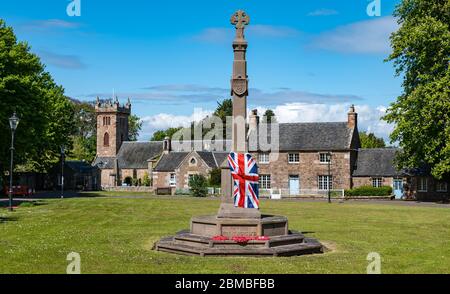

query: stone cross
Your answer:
[230,10,250,39]
[218,10,261,219]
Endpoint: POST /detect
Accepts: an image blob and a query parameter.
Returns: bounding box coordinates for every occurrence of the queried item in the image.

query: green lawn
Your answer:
[1,194,449,274]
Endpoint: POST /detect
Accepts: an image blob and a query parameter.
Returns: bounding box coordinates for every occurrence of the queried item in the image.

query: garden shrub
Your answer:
[345,186,393,197]
[189,175,208,197]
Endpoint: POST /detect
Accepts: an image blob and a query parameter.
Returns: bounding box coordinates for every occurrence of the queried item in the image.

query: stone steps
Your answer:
[155,233,323,257]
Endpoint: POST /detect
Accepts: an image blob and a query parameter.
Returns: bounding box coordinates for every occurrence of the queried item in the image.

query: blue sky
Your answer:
[0,0,402,141]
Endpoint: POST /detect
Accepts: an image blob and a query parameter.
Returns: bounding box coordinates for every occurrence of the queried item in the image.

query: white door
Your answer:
[289,176,300,195]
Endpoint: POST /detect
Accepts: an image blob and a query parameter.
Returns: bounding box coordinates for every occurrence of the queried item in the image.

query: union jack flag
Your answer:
[227,152,260,209]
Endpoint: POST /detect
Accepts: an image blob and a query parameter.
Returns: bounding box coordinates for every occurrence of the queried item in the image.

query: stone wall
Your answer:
[100,169,115,187]
[153,171,172,188]
[120,169,149,183]
[102,186,154,193]
[253,151,352,190]
[176,152,212,189]
[353,177,394,188]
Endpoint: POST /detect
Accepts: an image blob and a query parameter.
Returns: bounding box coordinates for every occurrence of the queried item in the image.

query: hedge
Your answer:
[345,186,393,197]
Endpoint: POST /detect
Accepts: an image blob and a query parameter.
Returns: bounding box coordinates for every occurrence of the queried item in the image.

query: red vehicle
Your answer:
[3,186,33,197]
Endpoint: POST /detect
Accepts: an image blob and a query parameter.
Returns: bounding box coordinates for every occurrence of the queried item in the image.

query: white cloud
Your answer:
[138,103,393,143]
[308,9,339,16]
[309,16,398,54]
[140,108,213,140]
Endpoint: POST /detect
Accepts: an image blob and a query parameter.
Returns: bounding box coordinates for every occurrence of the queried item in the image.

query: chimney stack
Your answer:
[347,104,357,129]
[249,109,259,132]
[163,136,171,154]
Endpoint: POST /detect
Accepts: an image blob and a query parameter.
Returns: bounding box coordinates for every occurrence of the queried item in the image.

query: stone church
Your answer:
[92,99,448,201]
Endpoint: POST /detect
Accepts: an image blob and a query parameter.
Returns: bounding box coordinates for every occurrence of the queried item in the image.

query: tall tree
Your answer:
[359,132,386,149]
[383,0,450,179]
[128,114,142,141]
[0,19,75,174]
[151,127,183,141]
[213,98,232,122]
[262,109,277,123]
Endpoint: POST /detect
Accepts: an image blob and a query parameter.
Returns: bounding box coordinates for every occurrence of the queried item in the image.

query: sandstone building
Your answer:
[92,100,448,201]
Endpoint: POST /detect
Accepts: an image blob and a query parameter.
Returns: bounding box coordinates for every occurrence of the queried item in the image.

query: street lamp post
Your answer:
[8,112,19,212]
[61,145,65,199]
[327,152,332,204]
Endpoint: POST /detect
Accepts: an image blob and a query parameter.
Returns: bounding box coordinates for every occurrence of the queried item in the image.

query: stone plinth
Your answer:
[154,214,323,257]
[191,215,288,238]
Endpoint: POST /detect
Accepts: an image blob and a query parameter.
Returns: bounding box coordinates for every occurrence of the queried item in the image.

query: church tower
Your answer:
[95,97,131,157]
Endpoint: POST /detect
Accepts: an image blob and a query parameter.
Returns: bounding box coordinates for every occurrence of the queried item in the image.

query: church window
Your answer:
[103,132,110,147]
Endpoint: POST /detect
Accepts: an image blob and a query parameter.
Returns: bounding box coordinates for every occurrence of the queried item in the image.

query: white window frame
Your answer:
[319,153,331,164]
[259,153,270,164]
[169,173,176,187]
[318,175,332,191]
[436,182,447,192]
[288,153,300,164]
[418,177,428,192]
[259,175,271,189]
[372,177,383,188]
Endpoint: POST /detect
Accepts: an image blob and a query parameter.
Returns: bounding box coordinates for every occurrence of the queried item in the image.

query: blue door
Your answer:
[289,176,300,195]
[393,178,403,199]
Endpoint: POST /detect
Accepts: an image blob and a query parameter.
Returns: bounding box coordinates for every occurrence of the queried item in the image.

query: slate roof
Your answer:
[154,151,229,172]
[117,142,163,169]
[93,141,163,169]
[279,122,354,151]
[92,156,115,169]
[65,161,96,173]
[197,151,217,168]
[352,148,403,177]
[249,122,355,151]
[213,152,228,168]
[154,152,189,172]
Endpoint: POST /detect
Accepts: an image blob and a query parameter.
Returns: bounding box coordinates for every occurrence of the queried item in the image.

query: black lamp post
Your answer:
[327,152,332,204]
[8,112,19,212]
[60,145,65,199]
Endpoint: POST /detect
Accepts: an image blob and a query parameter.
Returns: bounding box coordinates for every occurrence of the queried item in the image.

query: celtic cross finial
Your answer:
[231,10,250,39]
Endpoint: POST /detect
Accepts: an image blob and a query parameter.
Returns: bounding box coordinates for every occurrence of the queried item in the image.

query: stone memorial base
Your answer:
[154,215,323,257]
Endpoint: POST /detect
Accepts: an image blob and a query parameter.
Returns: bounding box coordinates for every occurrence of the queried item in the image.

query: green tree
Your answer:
[262,109,277,123]
[189,174,208,197]
[68,100,96,162]
[0,19,75,174]
[383,0,450,179]
[128,114,142,141]
[151,127,183,141]
[213,98,232,122]
[359,132,386,149]
[208,168,221,187]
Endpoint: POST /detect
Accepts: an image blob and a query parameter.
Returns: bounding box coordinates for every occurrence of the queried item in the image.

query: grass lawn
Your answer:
[0,194,449,274]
